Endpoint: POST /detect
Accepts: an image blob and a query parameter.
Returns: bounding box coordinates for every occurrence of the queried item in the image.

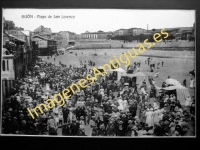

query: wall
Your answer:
[70,41,195,50]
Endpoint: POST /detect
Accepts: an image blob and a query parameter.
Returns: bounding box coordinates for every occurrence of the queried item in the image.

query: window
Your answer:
[7,60,9,71]
[3,60,5,71]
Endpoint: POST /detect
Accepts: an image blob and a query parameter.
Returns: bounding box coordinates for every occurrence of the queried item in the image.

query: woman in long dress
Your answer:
[145,108,154,127]
[190,78,195,89]
[152,106,160,125]
[122,99,128,112]
[68,106,74,123]
[185,95,192,107]
[140,86,147,95]
[117,97,124,111]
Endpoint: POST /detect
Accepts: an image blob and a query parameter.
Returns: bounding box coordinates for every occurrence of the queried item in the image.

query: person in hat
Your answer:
[116,120,125,136]
[129,100,137,117]
[47,116,56,131]
[97,124,106,136]
[62,106,69,124]
[58,111,63,126]
[107,119,116,136]
[131,125,138,137]
[54,113,59,128]
[96,116,103,130]
[126,119,134,136]
[76,106,82,120]
[79,116,85,126]
[185,95,192,107]
[121,113,128,133]
[103,112,110,130]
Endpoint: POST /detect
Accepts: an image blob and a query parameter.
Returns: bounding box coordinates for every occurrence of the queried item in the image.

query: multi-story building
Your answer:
[118,29,130,36]
[2,32,28,104]
[56,31,76,48]
[112,28,145,36]
[5,30,33,67]
[34,25,52,38]
[32,34,57,56]
[171,27,194,40]
[81,31,112,39]
[3,20,15,30]
[132,28,146,36]
[2,19,34,105]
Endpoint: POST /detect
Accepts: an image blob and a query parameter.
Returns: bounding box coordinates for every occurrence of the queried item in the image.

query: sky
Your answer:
[3,9,195,34]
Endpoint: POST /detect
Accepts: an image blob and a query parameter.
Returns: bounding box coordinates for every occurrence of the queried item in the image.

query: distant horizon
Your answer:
[4,24,194,35]
[3,9,195,34]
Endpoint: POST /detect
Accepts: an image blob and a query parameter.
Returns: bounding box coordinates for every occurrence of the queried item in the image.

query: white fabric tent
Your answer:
[117,71,151,89]
[112,67,126,72]
[166,78,181,85]
[162,79,190,105]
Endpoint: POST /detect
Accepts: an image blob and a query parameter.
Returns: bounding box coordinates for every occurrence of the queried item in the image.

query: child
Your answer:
[54,114,59,128]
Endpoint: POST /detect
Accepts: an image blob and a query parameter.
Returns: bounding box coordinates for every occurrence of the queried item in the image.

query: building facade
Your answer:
[118,29,130,36]
[81,31,112,39]
[32,35,57,56]
[34,25,52,36]
[132,28,146,36]
[2,55,16,105]
[2,31,30,104]
[56,31,75,48]
[112,28,145,36]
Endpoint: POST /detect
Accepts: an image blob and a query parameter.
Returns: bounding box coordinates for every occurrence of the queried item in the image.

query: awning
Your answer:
[112,67,126,72]
[165,79,181,86]
[17,38,26,43]
[162,86,176,90]
[9,34,19,40]
[9,34,26,43]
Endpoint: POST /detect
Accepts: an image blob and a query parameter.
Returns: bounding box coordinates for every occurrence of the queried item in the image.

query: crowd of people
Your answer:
[2,53,195,137]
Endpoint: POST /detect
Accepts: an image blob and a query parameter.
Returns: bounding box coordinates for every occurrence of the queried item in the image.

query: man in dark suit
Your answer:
[103,113,110,130]
[96,116,103,130]
[76,106,82,120]
[62,106,69,123]
[70,120,78,136]
[97,124,106,136]
[62,123,72,136]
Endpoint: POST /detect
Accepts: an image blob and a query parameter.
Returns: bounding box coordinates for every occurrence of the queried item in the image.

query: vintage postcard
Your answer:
[1,9,195,137]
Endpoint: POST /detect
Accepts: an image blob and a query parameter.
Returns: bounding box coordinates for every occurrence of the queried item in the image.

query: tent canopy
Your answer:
[165,78,181,86]
[119,71,151,89]
[98,66,103,69]
[112,67,126,72]
[162,86,176,90]
[163,79,190,105]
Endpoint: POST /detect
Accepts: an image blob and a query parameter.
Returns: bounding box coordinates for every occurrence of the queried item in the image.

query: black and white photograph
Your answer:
[1,9,195,137]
